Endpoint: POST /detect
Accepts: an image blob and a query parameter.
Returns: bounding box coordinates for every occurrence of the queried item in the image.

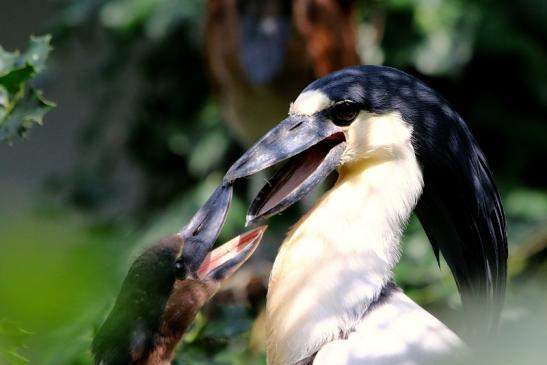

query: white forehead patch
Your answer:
[289,90,333,116]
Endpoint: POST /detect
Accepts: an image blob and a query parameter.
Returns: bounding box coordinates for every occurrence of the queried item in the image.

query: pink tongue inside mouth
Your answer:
[256,133,346,218]
[259,144,329,215]
[196,226,266,279]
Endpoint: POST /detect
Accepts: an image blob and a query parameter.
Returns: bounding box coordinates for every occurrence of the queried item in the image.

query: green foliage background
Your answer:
[0,0,546,364]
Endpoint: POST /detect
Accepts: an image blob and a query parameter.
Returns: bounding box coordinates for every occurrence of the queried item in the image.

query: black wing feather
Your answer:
[413,107,508,333]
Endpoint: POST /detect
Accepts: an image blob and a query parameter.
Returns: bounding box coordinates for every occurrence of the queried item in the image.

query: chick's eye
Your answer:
[175,259,188,279]
[330,102,359,126]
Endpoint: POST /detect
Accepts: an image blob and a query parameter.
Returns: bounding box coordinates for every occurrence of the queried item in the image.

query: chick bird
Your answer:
[92,184,267,365]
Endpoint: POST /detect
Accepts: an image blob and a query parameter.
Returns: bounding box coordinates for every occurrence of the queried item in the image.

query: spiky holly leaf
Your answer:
[0,35,55,143]
[0,88,55,141]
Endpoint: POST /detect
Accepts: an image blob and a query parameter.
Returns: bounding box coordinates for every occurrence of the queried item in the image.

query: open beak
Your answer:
[178,183,233,275]
[224,115,346,225]
[196,225,267,281]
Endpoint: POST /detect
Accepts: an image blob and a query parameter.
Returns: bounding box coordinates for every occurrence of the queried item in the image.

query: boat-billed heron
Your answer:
[92,184,267,365]
[225,65,507,364]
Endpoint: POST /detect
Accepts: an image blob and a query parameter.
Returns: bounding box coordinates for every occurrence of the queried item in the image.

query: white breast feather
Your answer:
[313,290,464,365]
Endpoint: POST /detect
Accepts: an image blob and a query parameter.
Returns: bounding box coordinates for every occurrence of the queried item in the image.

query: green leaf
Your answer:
[0,89,55,142]
[0,46,20,75]
[0,35,54,143]
[0,35,52,80]
[0,65,34,95]
[22,35,53,73]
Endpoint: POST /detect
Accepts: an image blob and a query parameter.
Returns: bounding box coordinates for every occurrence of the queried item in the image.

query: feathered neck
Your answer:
[265,142,423,365]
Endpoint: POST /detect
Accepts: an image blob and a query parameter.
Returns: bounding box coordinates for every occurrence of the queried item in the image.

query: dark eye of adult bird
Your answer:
[330,101,360,126]
[225,65,507,365]
[92,184,267,365]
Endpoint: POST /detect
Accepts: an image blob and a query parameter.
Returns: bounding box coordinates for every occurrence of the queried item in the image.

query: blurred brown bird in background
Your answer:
[205,0,360,145]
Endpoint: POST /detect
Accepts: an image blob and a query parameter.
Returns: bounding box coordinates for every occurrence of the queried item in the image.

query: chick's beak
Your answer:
[196,225,267,281]
[179,183,233,275]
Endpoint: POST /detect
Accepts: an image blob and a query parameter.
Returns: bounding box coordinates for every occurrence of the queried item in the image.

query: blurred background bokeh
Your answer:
[0,0,546,364]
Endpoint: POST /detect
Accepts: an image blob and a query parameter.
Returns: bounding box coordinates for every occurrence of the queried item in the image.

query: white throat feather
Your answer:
[265,112,424,365]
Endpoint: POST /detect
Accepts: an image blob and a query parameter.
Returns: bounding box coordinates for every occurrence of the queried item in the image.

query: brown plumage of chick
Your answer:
[92,184,267,365]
